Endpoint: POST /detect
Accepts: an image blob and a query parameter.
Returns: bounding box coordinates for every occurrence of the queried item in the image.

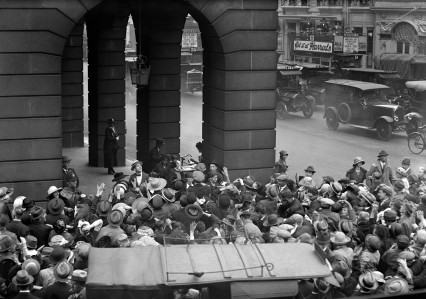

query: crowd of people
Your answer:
[0,145,426,299]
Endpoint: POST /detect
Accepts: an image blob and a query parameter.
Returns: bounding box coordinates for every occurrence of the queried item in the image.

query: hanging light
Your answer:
[129,1,150,87]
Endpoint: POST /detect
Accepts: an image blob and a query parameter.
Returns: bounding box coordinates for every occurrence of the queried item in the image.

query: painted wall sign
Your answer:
[294,40,333,53]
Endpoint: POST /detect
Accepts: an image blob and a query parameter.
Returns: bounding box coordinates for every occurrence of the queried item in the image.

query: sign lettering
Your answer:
[343,36,359,53]
[182,32,198,49]
[294,40,333,53]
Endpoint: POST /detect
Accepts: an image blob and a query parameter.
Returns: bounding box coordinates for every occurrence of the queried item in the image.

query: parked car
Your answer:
[186,69,203,92]
[275,66,315,119]
[405,81,426,117]
[323,79,423,140]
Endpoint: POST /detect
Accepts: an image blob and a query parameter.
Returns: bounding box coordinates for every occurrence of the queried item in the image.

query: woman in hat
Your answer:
[346,157,367,184]
[206,161,230,185]
[104,118,119,175]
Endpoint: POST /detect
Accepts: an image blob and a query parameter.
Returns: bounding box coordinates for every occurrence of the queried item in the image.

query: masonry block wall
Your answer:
[86,1,129,167]
[0,0,101,202]
[189,0,278,182]
[62,20,85,148]
[132,0,187,170]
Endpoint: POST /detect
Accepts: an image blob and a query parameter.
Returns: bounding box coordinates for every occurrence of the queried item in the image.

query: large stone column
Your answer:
[190,0,279,182]
[86,2,129,167]
[62,20,85,148]
[133,0,187,170]
[0,0,101,202]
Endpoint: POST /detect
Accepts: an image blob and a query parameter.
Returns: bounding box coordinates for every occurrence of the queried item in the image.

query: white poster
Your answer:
[343,36,359,53]
[293,40,333,53]
[182,32,198,49]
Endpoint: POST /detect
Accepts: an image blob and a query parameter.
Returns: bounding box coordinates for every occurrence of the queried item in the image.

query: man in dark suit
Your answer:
[7,208,30,239]
[11,270,39,299]
[366,150,396,188]
[104,118,119,174]
[28,207,51,247]
[149,138,165,171]
[61,155,79,189]
[128,160,149,194]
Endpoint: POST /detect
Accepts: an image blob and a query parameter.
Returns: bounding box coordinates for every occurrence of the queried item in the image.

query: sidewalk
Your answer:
[62,145,133,196]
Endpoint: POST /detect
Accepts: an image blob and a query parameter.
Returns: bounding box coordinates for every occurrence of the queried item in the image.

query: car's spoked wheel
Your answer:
[408,133,425,154]
[376,120,392,141]
[325,110,339,130]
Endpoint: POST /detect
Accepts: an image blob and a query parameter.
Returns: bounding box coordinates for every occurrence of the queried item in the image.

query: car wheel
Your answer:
[376,120,393,141]
[337,102,352,123]
[276,102,288,120]
[303,98,315,118]
[405,119,419,136]
[325,109,339,130]
[408,132,425,154]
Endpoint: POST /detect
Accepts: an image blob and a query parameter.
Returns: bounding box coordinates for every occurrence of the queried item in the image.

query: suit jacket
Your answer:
[274,159,288,174]
[6,220,30,239]
[28,222,52,247]
[128,172,149,192]
[345,167,367,184]
[366,161,396,188]
[12,292,40,299]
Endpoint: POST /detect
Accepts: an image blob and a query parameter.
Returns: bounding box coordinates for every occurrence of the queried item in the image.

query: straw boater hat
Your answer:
[131,160,142,171]
[147,178,167,192]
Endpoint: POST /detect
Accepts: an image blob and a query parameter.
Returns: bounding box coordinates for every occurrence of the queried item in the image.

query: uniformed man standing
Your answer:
[62,156,79,189]
[150,138,165,171]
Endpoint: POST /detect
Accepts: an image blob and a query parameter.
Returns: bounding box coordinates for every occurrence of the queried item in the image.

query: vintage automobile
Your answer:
[186,69,203,92]
[405,81,426,117]
[275,65,316,120]
[323,79,423,140]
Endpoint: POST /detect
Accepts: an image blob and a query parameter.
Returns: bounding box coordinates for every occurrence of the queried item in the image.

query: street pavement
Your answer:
[69,78,425,195]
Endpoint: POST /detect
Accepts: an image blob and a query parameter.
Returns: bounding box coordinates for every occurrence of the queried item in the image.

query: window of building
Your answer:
[396,42,410,54]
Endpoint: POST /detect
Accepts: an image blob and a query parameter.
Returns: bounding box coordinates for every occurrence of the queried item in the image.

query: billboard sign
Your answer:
[294,40,333,53]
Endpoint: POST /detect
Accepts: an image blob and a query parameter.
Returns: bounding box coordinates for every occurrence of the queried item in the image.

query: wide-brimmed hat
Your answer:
[276,174,288,181]
[96,200,111,217]
[62,156,72,163]
[0,187,13,200]
[359,272,379,290]
[47,198,65,215]
[353,157,365,166]
[112,202,131,218]
[131,160,142,171]
[320,198,335,207]
[49,235,68,248]
[314,278,330,294]
[12,270,34,286]
[330,231,350,245]
[22,259,40,277]
[359,192,376,205]
[49,247,67,265]
[263,214,284,227]
[184,204,203,220]
[243,176,256,189]
[25,235,37,250]
[346,183,360,195]
[147,178,167,192]
[304,166,316,173]
[161,188,176,203]
[46,186,63,198]
[377,150,389,157]
[384,277,409,295]
[0,235,14,252]
[53,261,73,283]
[172,179,186,192]
[31,206,45,220]
[107,210,123,227]
[112,172,128,182]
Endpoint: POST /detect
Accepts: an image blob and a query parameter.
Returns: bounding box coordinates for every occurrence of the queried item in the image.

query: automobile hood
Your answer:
[372,103,399,109]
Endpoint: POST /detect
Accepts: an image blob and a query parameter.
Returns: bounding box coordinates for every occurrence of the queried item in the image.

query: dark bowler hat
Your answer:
[263,214,283,227]
[107,118,116,124]
[377,150,389,157]
[62,156,71,163]
[12,270,34,286]
[49,247,67,265]
[304,166,316,173]
[22,197,35,209]
[31,206,45,220]
[155,138,165,144]
[112,172,128,182]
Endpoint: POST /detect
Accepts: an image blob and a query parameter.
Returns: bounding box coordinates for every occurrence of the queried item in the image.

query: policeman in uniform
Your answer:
[62,156,79,189]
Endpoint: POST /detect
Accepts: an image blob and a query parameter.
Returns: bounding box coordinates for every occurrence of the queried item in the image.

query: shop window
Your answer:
[353,27,363,35]
[396,42,410,54]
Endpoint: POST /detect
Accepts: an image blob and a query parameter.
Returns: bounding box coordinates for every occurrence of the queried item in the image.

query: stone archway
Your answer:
[0,0,278,201]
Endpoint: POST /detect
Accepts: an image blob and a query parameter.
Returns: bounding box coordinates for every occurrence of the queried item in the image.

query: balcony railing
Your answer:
[349,0,375,7]
[317,0,343,6]
[281,0,308,6]
[281,0,375,7]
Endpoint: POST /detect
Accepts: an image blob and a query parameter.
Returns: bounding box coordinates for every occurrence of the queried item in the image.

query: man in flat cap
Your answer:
[366,150,396,188]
